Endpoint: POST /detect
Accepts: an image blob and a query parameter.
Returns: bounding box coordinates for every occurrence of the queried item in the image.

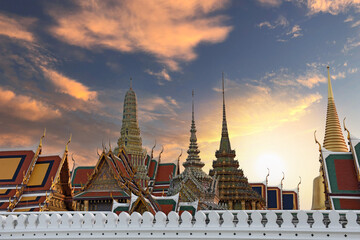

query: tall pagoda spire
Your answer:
[210,73,264,210]
[323,66,348,152]
[117,78,144,161]
[219,72,232,154]
[183,90,205,169]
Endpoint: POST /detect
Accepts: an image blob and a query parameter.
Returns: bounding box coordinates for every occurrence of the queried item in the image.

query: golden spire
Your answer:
[323,66,348,152]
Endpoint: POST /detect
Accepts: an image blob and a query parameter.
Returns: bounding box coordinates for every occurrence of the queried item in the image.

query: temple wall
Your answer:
[0,210,359,239]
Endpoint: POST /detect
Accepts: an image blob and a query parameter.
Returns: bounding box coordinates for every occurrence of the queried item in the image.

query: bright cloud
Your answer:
[0,87,61,121]
[145,68,172,85]
[258,15,289,29]
[296,71,326,88]
[256,0,283,7]
[307,0,360,15]
[201,78,322,144]
[41,67,97,101]
[48,0,233,71]
[0,13,36,42]
[287,24,303,38]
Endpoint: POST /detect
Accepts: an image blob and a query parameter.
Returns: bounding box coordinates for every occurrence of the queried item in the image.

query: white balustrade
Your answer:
[0,210,359,239]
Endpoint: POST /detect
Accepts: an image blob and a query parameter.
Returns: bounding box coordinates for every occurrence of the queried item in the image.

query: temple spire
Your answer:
[130,77,133,90]
[323,66,348,152]
[183,90,205,169]
[219,72,232,154]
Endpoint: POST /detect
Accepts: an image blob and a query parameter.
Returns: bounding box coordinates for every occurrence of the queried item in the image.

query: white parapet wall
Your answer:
[0,210,359,239]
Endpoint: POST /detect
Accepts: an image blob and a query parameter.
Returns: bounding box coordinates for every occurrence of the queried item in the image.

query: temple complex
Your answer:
[0,131,74,212]
[312,66,360,210]
[209,74,265,210]
[167,91,221,210]
[71,82,178,213]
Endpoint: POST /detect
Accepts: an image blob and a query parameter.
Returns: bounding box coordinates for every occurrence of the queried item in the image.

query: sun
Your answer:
[254,153,286,184]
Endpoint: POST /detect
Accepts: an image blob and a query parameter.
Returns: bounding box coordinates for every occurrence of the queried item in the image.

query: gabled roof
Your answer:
[71,166,95,188]
[0,150,35,186]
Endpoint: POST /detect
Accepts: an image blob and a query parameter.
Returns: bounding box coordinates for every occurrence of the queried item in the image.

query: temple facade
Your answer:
[209,74,265,210]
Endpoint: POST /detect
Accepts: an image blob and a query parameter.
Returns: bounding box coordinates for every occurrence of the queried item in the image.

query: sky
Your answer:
[1,0,360,209]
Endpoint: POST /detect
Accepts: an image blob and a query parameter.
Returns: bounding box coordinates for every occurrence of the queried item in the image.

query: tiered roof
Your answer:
[209,73,264,210]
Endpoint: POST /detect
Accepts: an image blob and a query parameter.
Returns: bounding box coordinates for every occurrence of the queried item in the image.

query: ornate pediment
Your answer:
[87,159,126,192]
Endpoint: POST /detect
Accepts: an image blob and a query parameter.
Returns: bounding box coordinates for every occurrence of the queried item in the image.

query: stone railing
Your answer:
[0,210,359,239]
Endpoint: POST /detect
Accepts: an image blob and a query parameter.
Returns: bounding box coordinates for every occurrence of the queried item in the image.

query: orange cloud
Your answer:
[41,67,97,101]
[0,87,61,121]
[48,0,232,71]
[307,0,360,15]
[0,13,36,42]
[0,133,34,148]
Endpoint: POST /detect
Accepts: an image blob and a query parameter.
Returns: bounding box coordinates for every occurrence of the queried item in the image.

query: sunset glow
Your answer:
[1,0,360,210]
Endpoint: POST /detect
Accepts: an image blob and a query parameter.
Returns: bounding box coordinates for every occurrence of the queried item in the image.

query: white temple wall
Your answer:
[0,210,359,239]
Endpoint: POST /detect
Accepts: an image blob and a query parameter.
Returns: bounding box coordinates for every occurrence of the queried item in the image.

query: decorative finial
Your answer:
[39,128,46,149]
[65,134,72,153]
[192,89,195,122]
[327,66,334,99]
[297,176,302,193]
[266,168,270,186]
[177,149,182,175]
[314,130,321,152]
[130,77,132,89]
[102,141,106,153]
[222,72,225,104]
[343,117,351,140]
[97,148,100,157]
[281,171,285,189]
[151,140,156,159]
[158,146,164,163]
[109,139,112,152]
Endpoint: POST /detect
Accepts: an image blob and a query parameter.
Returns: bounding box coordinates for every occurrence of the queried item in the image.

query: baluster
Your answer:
[118,212,130,229]
[312,211,325,229]
[16,214,28,230]
[222,211,234,227]
[105,212,119,229]
[296,211,309,228]
[4,215,17,230]
[27,214,38,229]
[142,211,154,228]
[345,211,359,228]
[236,211,249,228]
[83,212,95,229]
[180,211,192,228]
[208,211,220,228]
[38,213,50,229]
[281,211,294,228]
[194,211,206,227]
[49,213,61,229]
[130,212,142,228]
[94,213,107,228]
[60,213,73,229]
[154,211,167,228]
[328,210,341,229]
[265,211,278,228]
[251,211,263,228]
[72,212,84,229]
[167,211,179,228]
